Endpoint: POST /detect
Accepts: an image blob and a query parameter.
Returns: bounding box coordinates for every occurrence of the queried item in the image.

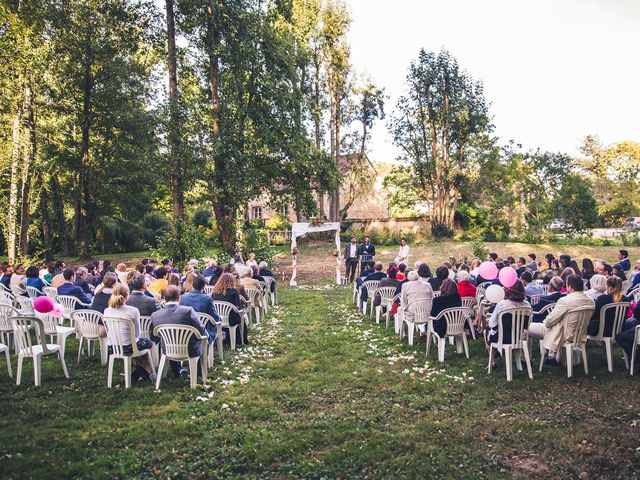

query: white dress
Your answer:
[397,245,410,264]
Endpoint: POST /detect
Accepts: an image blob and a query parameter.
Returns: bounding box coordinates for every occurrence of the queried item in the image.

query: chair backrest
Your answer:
[263,276,276,287]
[43,287,58,302]
[139,315,153,340]
[495,306,532,345]
[475,285,486,301]
[541,284,550,295]
[533,279,544,286]
[27,286,42,299]
[376,286,396,303]
[212,301,239,327]
[461,297,477,309]
[0,290,15,306]
[196,312,217,330]
[258,280,268,292]
[15,295,35,314]
[0,304,21,331]
[390,293,401,305]
[408,298,433,324]
[433,290,441,298]
[362,280,380,298]
[564,306,596,345]
[632,288,640,303]
[153,324,202,360]
[622,279,632,293]
[57,295,81,314]
[73,310,104,338]
[103,316,140,357]
[35,311,61,335]
[11,315,54,356]
[529,295,542,306]
[595,302,630,339]
[536,302,556,318]
[433,307,475,336]
[244,287,262,305]
[204,285,215,296]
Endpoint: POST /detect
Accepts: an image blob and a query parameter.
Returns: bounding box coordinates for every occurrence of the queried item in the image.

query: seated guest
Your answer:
[615,303,640,368]
[167,272,181,289]
[0,264,13,291]
[456,270,476,298]
[559,268,577,293]
[585,274,607,300]
[515,257,527,277]
[429,265,449,292]
[180,275,221,344]
[58,267,92,306]
[258,261,276,293]
[596,261,612,277]
[615,249,632,272]
[396,263,407,281]
[182,273,196,294]
[116,263,128,285]
[558,254,571,270]
[26,266,46,295]
[98,260,115,285]
[469,258,482,278]
[527,254,537,272]
[105,283,156,383]
[246,253,258,269]
[360,262,387,302]
[374,265,400,307]
[207,265,224,286]
[587,276,629,337]
[486,280,530,348]
[527,274,595,365]
[521,271,544,297]
[10,263,27,296]
[74,267,94,298]
[212,273,247,344]
[442,261,456,279]
[612,265,627,281]
[239,265,261,295]
[202,259,218,278]
[531,276,565,323]
[50,262,66,288]
[581,258,596,285]
[148,267,169,296]
[400,270,434,330]
[430,279,462,338]
[126,274,159,316]
[628,260,640,293]
[90,272,118,314]
[356,260,376,288]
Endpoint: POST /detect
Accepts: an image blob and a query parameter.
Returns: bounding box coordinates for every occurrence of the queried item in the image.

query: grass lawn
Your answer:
[1,283,639,478]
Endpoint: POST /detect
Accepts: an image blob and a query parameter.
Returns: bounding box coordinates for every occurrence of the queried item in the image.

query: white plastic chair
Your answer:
[426,307,475,362]
[475,285,486,302]
[374,287,396,325]
[137,315,160,367]
[153,324,208,390]
[15,296,35,315]
[43,287,58,302]
[103,316,155,388]
[539,306,594,378]
[0,290,15,306]
[528,295,542,306]
[57,295,91,327]
[244,287,263,325]
[385,294,401,329]
[195,312,224,365]
[400,299,433,346]
[263,276,277,306]
[74,310,108,365]
[36,312,76,360]
[258,280,269,313]
[212,301,243,350]
[11,315,69,386]
[0,304,20,351]
[0,342,11,377]
[627,325,640,375]
[204,285,215,296]
[461,297,478,340]
[586,302,630,372]
[26,286,42,299]
[488,306,533,381]
[360,280,380,315]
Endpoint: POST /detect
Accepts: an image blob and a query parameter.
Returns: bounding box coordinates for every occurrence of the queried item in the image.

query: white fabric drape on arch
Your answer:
[289,222,341,286]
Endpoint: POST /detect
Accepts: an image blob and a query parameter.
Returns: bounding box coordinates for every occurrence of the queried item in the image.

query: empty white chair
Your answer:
[374,287,396,325]
[212,301,244,350]
[360,280,380,315]
[400,299,433,346]
[26,286,42,299]
[539,306,595,378]
[12,315,69,386]
[258,280,269,313]
[0,304,20,351]
[0,342,11,377]
[460,297,478,340]
[263,276,277,306]
[587,302,630,372]
[153,324,208,389]
[195,312,224,365]
[488,306,533,381]
[36,311,76,360]
[56,295,91,327]
[244,287,263,325]
[426,307,475,362]
[74,310,107,365]
[103,316,155,388]
[15,295,35,315]
[43,287,58,302]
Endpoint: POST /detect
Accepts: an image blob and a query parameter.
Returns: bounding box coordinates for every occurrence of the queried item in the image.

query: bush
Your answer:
[471,238,489,260]
[430,222,454,240]
[239,223,278,267]
[341,227,418,246]
[265,214,291,231]
[152,220,209,268]
[193,207,213,229]
[141,212,172,248]
[96,216,147,253]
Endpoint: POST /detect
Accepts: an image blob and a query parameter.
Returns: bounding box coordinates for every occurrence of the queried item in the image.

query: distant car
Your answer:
[548,219,571,230]
[623,217,640,229]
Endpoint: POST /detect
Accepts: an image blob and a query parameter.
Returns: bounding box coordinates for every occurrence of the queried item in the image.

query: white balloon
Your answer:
[485,284,505,303]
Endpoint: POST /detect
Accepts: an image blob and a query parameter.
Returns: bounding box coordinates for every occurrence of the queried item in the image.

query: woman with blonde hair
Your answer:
[182,272,196,294]
[116,263,128,285]
[167,272,181,288]
[104,283,155,384]
[588,276,629,337]
[212,273,247,344]
[246,253,258,269]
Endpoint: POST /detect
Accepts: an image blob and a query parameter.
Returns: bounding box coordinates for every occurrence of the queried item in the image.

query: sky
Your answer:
[346,0,640,163]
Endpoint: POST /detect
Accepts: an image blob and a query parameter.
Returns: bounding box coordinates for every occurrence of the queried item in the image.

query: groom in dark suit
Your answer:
[344,237,360,283]
[359,236,376,273]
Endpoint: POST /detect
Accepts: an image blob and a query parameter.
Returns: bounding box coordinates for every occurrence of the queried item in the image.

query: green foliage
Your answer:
[192,207,213,229]
[152,220,208,268]
[239,223,277,267]
[265,214,291,231]
[382,165,421,217]
[141,212,172,248]
[430,223,454,240]
[341,227,418,246]
[552,174,599,233]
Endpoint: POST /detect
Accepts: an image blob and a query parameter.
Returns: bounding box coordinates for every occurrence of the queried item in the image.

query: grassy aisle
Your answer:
[1,285,639,478]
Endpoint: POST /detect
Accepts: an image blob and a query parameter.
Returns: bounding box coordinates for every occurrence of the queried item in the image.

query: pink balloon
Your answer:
[499,267,518,288]
[51,303,65,318]
[33,296,54,314]
[478,261,498,280]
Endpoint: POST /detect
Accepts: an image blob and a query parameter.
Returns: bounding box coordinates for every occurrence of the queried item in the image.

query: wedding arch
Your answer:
[289,222,342,286]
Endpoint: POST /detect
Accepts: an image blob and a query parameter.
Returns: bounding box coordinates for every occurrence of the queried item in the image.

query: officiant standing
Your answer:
[359,235,376,274]
[345,237,360,283]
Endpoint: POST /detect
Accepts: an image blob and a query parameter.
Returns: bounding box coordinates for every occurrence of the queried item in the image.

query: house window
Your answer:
[252,206,262,220]
[280,205,289,217]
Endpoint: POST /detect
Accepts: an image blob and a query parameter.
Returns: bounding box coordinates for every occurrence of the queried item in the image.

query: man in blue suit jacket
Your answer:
[179,275,221,343]
[57,268,92,306]
[360,262,387,302]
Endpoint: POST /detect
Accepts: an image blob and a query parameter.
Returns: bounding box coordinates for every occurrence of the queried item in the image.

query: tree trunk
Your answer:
[313,53,325,218]
[19,79,35,256]
[52,175,70,255]
[166,0,184,221]
[77,40,93,258]
[8,96,22,263]
[332,95,341,223]
[39,178,53,260]
[328,75,336,221]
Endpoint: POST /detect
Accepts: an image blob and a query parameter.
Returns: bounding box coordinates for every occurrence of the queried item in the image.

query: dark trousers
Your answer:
[346,259,358,282]
[616,318,640,360]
